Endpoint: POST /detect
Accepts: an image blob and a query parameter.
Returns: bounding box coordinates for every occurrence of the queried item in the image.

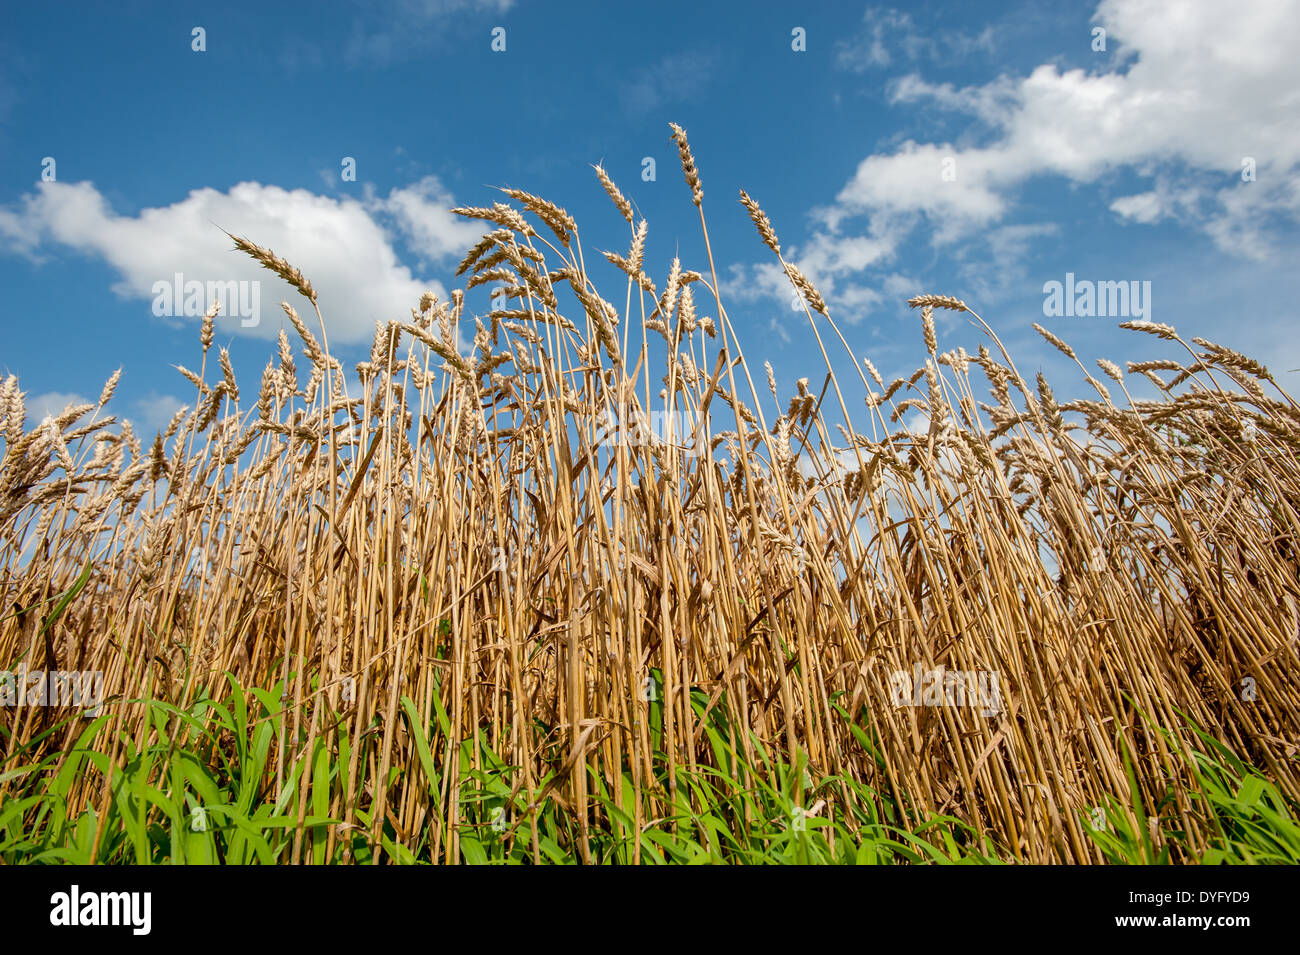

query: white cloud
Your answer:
[23,389,189,437]
[835,8,995,71]
[742,0,1300,321]
[867,0,1300,251]
[21,387,191,438]
[880,272,922,299]
[1201,175,1300,260]
[1109,191,1166,224]
[886,73,1025,136]
[837,8,915,69]
[26,391,91,424]
[125,391,189,435]
[767,316,791,345]
[830,141,1015,241]
[720,225,896,325]
[0,177,482,344]
[720,262,792,308]
[801,230,895,275]
[375,176,484,265]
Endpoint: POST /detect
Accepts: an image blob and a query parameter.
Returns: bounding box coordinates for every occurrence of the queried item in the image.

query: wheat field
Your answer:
[1,125,1297,864]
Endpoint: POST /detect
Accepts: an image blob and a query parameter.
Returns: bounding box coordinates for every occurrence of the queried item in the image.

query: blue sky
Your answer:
[1,0,1297,434]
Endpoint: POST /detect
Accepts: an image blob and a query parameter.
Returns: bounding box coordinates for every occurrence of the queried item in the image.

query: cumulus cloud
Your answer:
[828,141,1015,242]
[0,176,484,344]
[864,0,1300,253]
[1109,177,1206,226]
[25,391,91,424]
[124,391,190,435]
[740,0,1300,322]
[374,176,484,265]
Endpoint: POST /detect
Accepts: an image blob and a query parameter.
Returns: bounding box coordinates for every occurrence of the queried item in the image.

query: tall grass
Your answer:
[1,125,1297,863]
